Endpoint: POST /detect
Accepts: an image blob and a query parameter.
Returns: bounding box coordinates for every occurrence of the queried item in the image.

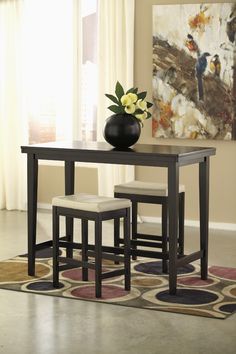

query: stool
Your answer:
[52,193,131,298]
[114,181,185,273]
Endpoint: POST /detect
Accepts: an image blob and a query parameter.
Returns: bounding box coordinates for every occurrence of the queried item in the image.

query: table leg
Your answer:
[27,154,38,276]
[168,163,179,294]
[65,161,75,258]
[199,157,209,279]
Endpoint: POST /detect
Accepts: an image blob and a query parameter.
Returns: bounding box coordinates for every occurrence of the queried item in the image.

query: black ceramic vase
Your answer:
[103,113,141,148]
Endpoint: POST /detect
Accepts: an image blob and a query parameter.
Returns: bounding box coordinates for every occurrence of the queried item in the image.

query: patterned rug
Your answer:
[0,248,236,319]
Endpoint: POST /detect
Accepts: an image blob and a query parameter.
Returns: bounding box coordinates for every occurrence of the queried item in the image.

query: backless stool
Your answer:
[52,193,131,298]
[114,181,185,273]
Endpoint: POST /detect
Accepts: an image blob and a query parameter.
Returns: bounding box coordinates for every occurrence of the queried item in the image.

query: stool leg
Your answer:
[53,206,60,288]
[65,217,74,259]
[65,160,74,259]
[178,192,185,256]
[95,218,102,298]
[162,202,168,274]
[132,201,138,261]
[82,219,88,281]
[124,208,131,291]
[114,217,120,265]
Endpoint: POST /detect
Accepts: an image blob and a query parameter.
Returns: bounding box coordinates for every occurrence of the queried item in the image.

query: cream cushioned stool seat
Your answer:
[114,181,185,197]
[52,193,131,298]
[114,181,185,273]
[52,193,131,212]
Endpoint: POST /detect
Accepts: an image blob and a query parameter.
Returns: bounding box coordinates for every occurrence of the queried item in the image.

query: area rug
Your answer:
[0,248,236,319]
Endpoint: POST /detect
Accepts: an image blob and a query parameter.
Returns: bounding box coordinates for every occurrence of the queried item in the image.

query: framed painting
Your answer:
[152,3,236,140]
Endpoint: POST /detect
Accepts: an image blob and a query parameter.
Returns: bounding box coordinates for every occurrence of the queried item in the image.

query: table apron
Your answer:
[28,152,207,168]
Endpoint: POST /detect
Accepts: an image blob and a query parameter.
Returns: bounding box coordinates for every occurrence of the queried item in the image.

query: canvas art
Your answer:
[152,3,236,140]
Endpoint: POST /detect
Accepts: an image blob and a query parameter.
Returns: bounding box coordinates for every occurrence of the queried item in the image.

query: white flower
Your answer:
[136,111,148,120]
[136,99,147,111]
[127,92,138,104]
[121,94,132,106]
[125,104,136,114]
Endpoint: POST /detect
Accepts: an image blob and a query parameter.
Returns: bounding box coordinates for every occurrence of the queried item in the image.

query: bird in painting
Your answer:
[226,8,236,43]
[185,34,200,56]
[195,52,211,101]
[210,54,221,77]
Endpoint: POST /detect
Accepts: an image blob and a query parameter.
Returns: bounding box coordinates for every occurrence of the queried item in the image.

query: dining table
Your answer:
[21,141,216,294]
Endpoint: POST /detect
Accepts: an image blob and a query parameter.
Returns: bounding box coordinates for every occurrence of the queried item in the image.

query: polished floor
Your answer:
[0,209,236,354]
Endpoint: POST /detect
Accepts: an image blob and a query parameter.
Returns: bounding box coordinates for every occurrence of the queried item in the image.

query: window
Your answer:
[25,0,98,144]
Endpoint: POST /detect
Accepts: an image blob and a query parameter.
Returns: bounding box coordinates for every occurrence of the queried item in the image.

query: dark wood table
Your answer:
[21,141,216,294]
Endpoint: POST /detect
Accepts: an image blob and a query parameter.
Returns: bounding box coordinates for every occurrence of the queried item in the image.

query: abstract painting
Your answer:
[152,3,236,140]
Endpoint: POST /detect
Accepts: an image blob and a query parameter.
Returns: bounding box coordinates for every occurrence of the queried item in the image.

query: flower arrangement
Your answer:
[105,81,153,125]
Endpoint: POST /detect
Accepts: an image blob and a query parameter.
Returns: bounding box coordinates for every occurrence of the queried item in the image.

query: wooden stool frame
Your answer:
[53,206,131,298]
[114,192,185,273]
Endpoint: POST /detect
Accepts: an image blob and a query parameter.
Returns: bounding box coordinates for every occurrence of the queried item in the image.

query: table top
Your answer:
[21,141,216,167]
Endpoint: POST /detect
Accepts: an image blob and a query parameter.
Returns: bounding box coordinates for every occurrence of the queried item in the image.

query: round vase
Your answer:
[103,113,141,148]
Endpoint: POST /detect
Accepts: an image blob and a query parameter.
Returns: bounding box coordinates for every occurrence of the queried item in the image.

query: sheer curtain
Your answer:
[0,0,27,210]
[97,0,135,196]
[0,0,82,210]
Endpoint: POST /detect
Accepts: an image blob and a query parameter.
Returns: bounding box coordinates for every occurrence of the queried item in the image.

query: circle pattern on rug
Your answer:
[0,261,50,284]
[177,276,217,287]
[131,275,168,288]
[21,280,70,293]
[156,289,219,305]
[217,303,236,314]
[71,284,127,299]
[221,284,236,299]
[61,267,113,283]
[134,261,195,276]
[64,284,141,302]
[209,266,236,281]
[142,287,223,307]
[62,268,96,282]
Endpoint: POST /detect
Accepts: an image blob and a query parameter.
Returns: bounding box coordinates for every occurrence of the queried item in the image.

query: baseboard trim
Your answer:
[141,216,236,231]
[38,203,51,210]
[38,203,236,231]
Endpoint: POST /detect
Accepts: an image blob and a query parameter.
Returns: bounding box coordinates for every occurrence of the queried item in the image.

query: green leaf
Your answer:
[146,112,152,119]
[146,101,153,108]
[115,81,125,100]
[133,88,138,94]
[108,105,124,114]
[135,108,144,114]
[126,87,135,94]
[137,91,147,100]
[105,94,120,105]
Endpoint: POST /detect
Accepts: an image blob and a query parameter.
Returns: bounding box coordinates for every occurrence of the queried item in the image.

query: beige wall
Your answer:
[38,165,98,204]
[39,0,236,225]
[135,0,236,224]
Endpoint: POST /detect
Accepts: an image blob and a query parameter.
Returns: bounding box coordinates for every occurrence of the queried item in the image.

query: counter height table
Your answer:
[21,141,216,294]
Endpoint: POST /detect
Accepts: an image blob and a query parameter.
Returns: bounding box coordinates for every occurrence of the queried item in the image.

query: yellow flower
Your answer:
[136,99,147,111]
[136,111,148,120]
[127,92,138,104]
[121,94,132,106]
[125,104,136,114]
[105,81,153,122]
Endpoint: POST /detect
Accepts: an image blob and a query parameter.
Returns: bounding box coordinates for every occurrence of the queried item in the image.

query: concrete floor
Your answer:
[0,209,236,354]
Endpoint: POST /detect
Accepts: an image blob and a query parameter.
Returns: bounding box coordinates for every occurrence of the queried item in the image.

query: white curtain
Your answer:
[97,0,135,196]
[0,0,82,210]
[0,0,28,210]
